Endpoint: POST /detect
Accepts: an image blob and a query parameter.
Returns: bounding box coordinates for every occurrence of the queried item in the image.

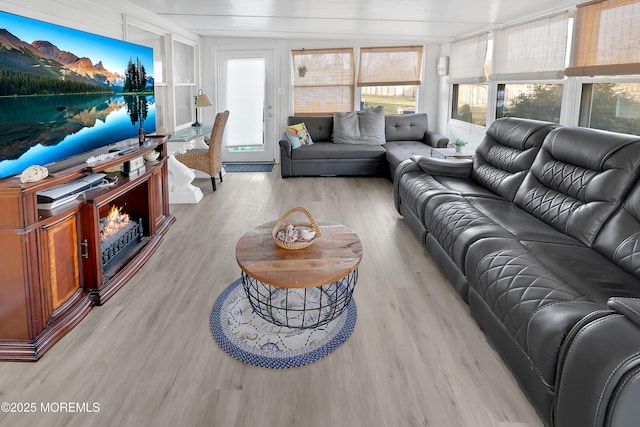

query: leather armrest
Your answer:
[425,131,449,148]
[608,297,640,328]
[411,155,473,178]
[555,310,640,427]
[393,159,421,213]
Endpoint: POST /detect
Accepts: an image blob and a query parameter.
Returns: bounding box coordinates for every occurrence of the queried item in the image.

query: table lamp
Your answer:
[192,89,213,127]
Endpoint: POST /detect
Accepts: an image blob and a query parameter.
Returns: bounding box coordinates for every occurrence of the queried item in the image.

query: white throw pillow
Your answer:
[333,105,386,145]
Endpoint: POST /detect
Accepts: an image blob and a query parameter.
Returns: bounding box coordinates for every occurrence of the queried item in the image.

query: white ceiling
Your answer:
[135,0,581,43]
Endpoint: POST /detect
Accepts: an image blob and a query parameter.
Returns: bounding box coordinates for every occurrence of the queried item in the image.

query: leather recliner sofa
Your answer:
[394,117,640,427]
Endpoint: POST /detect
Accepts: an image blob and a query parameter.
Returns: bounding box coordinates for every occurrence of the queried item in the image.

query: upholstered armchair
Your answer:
[175,110,230,191]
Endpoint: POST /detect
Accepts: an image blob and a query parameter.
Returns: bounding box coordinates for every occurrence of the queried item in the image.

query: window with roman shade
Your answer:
[566,0,640,76]
[490,12,569,81]
[358,46,423,113]
[449,34,489,83]
[292,48,354,115]
[357,46,423,86]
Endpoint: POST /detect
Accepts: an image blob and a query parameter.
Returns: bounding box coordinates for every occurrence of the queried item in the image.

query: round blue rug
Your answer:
[210,278,357,369]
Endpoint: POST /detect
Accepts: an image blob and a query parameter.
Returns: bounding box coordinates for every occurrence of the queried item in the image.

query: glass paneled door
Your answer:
[219,50,275,163]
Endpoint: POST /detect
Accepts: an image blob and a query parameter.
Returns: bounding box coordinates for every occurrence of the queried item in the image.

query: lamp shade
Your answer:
[195,91,213,108]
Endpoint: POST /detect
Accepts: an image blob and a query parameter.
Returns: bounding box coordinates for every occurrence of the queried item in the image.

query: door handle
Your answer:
[81,239,89,259]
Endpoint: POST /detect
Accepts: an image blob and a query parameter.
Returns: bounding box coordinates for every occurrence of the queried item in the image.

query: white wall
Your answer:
[0,0,196,41]
[0,0,123,39]
[419,44,445,137]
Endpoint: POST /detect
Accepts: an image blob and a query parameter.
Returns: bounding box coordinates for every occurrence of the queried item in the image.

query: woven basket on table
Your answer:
[272,206,322,250]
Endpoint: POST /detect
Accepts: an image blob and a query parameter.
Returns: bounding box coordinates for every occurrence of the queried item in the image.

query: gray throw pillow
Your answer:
[333,105,386,145]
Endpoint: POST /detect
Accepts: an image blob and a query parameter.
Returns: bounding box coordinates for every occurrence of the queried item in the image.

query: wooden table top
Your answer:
[235,221,363,288]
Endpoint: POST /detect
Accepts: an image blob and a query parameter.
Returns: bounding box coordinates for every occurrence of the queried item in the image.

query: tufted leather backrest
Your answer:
[384,113,429,142]
[471,118,558,201]
[514,126,640,247]
[287,116,333,141]
[594,182,640,279]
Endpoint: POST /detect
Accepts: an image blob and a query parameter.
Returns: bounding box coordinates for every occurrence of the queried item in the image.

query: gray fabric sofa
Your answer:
[394,117,640,427]
[279,113,448,178]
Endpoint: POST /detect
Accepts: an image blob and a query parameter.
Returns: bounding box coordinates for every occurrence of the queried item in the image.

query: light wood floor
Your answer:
[0,166,543,427]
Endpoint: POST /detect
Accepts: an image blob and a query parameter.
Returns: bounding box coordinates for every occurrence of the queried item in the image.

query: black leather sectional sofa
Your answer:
[279,113,448,178]
[394,117,640,427]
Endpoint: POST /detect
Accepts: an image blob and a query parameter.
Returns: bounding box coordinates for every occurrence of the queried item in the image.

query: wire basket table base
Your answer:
[241,270,358,329]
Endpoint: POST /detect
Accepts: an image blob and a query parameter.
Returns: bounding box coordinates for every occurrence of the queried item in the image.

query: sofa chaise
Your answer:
[279,113,448,178]
[394,117,640,427]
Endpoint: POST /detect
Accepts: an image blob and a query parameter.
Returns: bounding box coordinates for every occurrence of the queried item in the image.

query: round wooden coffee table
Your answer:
[235,221,362,328]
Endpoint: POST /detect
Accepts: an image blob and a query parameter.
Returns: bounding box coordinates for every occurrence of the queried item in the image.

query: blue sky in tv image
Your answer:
[0,11,153,74]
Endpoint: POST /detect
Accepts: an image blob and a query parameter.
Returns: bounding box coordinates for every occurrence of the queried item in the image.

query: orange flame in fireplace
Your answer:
[101,206,130,240]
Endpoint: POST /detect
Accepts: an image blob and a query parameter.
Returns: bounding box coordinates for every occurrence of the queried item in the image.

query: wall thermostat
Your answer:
[436,56,449,77]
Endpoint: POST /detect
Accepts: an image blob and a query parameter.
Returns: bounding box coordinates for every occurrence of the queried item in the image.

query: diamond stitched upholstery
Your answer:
[473,163,513,194]
[467,235,640,390]
[519,186,583,232]
[517,159,594,232]
[473,248,590,351]
[425,197,513,269]
[395,120,640,426]
[398,172,453,221]
[515,127,640,246]
[470,118,558,202]
[595,181,640,279]
[485,144,522,172]
[429,201,497,258]
[394,118,556,223]
[613,233,640,277]
[539,160,596,200]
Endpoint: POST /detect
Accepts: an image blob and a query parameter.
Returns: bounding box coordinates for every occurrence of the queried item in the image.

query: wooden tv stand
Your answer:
[0,137,175,361]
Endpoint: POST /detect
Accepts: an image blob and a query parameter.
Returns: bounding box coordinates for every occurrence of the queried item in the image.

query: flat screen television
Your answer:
[0,11,156,179]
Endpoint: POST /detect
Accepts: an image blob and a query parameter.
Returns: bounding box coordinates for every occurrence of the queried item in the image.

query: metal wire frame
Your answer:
[241,270,358,329]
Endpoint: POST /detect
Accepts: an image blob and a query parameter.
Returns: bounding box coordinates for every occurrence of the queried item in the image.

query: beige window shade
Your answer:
[292,48,354,114]
[566,0,640,76]
[449,34,488,83]
[357,46,424,86]
[490,12,569,81]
